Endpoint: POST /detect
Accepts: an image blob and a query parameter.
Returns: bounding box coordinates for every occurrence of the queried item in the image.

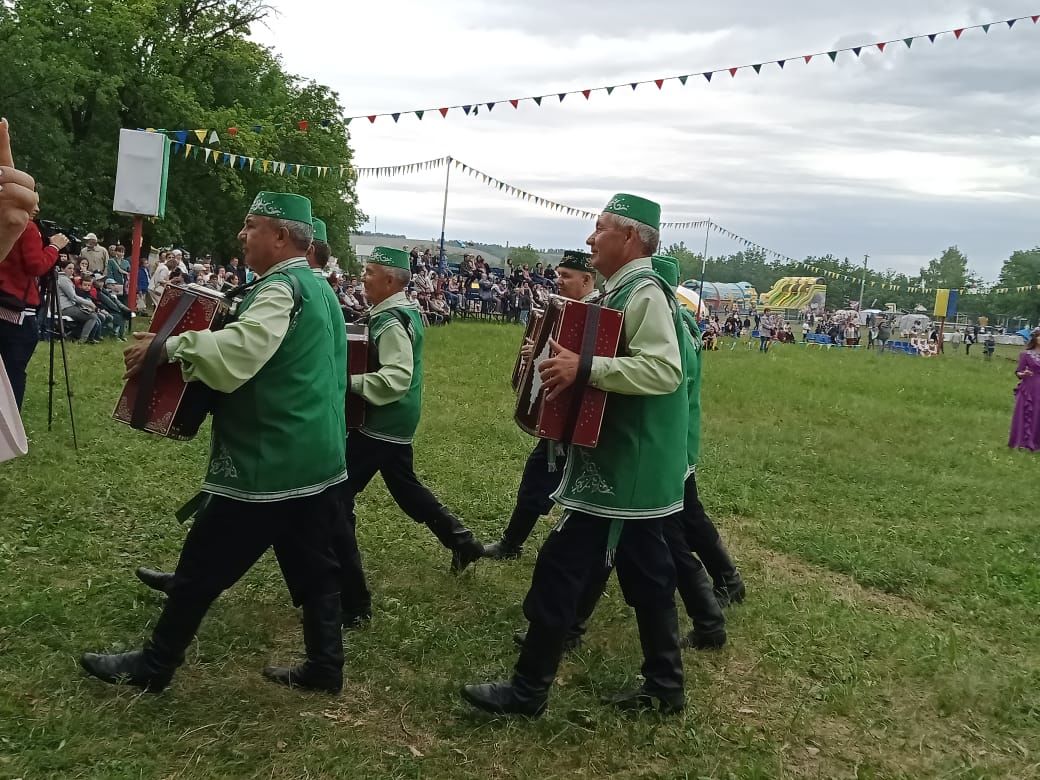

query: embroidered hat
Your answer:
[311,217,328,243]
[247,191,312,226]
[559,250,593,273]
[651,255,680,288]
[602,193,661,231]
[368,246,410,271]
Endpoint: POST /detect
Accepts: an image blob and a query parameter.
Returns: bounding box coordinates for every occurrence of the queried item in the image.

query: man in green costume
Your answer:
[83,192,350,695]
[462,194,688,716]
[308,217,330,275]
[331,246,483,628]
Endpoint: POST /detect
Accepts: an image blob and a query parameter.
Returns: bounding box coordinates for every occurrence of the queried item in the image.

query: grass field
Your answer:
[0,323,1037,779]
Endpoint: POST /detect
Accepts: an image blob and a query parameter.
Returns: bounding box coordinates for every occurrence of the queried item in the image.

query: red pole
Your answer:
[128,216,143,314]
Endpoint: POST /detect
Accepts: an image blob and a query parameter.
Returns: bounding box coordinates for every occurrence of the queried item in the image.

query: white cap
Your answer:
[84,232,98,241]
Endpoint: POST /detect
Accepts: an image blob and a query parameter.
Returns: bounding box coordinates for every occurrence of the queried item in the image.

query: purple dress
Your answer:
[1009,350,1040,452]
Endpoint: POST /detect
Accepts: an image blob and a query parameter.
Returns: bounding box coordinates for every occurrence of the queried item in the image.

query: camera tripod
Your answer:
[39,269,78,449]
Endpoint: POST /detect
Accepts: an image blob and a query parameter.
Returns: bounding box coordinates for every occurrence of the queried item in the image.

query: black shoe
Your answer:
[80,649,174,693]
[135,567,174,595]
[513,629,582,654]
[714,578,746,609]
[263,593,344,694]
[451,537,484,573]
[462,622,566,718]
[343,611,372,631]
[602,685,685,715]
[483,538,523,560]
[460,681,547,717]
[680,628,727,651]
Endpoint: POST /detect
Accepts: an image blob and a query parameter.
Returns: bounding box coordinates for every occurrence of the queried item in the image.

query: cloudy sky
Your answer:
[253,1,1040,280]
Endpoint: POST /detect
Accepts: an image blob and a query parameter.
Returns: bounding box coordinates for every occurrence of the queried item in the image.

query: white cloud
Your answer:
[252,1,1040,280]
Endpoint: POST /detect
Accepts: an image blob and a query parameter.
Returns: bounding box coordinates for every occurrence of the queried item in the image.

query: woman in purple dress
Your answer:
[1009,328,1040,452]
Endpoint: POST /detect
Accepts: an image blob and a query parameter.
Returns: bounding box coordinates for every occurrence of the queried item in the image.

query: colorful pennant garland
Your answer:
[148,14,1038,133]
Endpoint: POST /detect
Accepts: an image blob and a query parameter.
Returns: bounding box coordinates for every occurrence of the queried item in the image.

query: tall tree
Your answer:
[1,0,362,263]
[919,246,971,290]
[991,249,1040,326]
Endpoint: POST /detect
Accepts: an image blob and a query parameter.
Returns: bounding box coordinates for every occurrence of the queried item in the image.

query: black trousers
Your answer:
[165,490,340,610]
[523,512,676,630]
[680,472,737,588]
[0,316,39,409]
[332,431,472,616]
[499,440,567,547]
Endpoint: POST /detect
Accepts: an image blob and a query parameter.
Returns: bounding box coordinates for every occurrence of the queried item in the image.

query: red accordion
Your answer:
[345,323,369,429]
[113,284,230,440]
[511,307,544,391]
[514,295,623,448]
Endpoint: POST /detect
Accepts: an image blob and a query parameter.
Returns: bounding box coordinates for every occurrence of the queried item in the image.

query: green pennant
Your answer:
[344,118,352,126]
[678,75,688,85]
[533,96,542,105]
[415,110,424,120]
[982,23,991,33]
[904,37,914,48]
[752,63,762,73]
[606,86,614,95]
[827,51,838,62]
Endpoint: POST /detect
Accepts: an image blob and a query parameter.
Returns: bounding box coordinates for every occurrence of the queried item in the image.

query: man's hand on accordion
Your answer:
[123,332,165,380]
[520,337,535,364]
[539,337,579,402]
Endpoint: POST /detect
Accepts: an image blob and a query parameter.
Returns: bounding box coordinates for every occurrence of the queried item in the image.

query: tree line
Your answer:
[0,0,363,263]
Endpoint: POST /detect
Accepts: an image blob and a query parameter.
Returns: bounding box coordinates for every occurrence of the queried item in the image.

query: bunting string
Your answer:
[147,13,1038,135]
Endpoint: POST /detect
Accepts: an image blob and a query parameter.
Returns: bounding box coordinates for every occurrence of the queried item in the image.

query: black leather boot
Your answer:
[484,507,540,560]
[676,564,727,651]
[263,592,344,694]
[604,607,684,715]
[692,531,745,608]
[461,622,566,717]
[512,627,583,654]
[713,574,746,609]
[80,596,208,692]
[135,566,174,595]
[425,512,483,573]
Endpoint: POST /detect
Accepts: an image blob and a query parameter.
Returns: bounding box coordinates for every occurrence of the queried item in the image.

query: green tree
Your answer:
[1,0,362,264]
[990,249,1040,326]
[507,244,542,267]
[919,246,971,290]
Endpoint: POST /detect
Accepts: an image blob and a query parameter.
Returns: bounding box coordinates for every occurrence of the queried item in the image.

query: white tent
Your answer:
[676,286,709,318]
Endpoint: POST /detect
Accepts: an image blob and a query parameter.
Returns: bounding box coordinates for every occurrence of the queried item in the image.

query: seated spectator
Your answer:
[429,292,451,325]
[97,278,131,340]
[56,263,100,343]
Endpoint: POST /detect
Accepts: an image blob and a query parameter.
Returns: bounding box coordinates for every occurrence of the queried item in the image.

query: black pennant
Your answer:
[462,105,472,115]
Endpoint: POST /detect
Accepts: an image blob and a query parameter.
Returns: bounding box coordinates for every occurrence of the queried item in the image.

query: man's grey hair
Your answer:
[388,266,411,286]
[271,218,314,251]
[606,213,660,255]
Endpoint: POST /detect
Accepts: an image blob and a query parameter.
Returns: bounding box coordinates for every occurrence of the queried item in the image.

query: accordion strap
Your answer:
[131,290,197,430]
[561,303,600,446]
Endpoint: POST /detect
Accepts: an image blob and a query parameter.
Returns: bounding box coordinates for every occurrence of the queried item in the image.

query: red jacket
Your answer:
[0,221,58,307]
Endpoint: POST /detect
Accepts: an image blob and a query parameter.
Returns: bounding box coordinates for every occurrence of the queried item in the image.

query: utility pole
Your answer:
[858,253,869,310]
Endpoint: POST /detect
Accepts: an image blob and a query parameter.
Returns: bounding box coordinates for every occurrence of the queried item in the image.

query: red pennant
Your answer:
[729,67,738,77]
[876,42,886,52]
[582,89,591,99]
[297,120,309,131]
[804,54,813,64]
[439,107,449,117]
[509,99,519,109]
[367,115,377,124]
[953,28,964,39]
[654,79,664,89]
[227,127,238,136]
[1033,15,1039,23]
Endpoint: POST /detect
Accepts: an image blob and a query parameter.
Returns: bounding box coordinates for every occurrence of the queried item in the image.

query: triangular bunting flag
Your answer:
[928,33,937,43]
[533,97,542,106]
[558,93,566,102]
[654,79,664,89]
[776,60,786,69]
[510,99,519,108]
[174,131,188,144]
[367,115,377,123]
[194,130,207,143]
[953,28,964,39]
[827,51,838,62]
[982,24,990,33]
[728,67,738,77]
[1033,15,1039,23]
[415,110,424,120]
[439,107,449,117]
[248,158,255,171]
[852,47,862,57]
[703,72,713,82]
[344,118,352,126]
[876,42,887,52]
[904,37,914,48]
[184,143,193,159]
[630,83,638,90]
[208,130,219,144]
[678,75,688,85]
[392,113,400,123]
[582,89,591,99]
[229,154,237,167]
[606,86,615,95]
[752,64,762,73]
[486,102,495,111]
[1007,19,1017,28]
[804,54,813,64]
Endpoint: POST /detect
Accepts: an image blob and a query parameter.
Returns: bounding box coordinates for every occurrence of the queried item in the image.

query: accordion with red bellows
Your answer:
[113,284,231,440]
[513,295,623,448]
[510,307,543,391]
[345,324,369,429]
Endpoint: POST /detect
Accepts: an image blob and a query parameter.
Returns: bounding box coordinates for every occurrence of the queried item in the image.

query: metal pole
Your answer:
[438,157,452,269]
[859,253,869,309]
[697,220,711,318]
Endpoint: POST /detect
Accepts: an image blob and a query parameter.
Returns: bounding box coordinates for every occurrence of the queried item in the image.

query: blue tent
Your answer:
[1016,328,1032,342]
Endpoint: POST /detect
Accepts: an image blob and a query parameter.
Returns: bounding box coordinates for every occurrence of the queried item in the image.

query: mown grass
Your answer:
[0,324,1037,779]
